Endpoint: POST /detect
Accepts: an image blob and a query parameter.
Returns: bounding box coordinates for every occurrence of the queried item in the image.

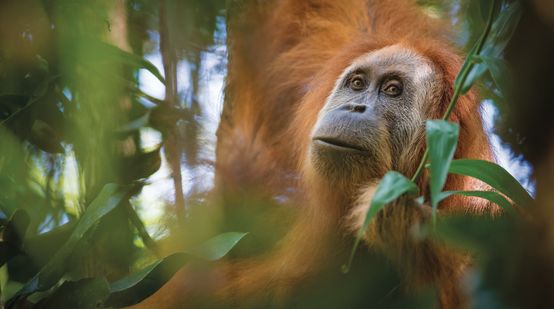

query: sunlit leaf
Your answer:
[7,184,126,307]
[449,159,533,206]
[426,120,459,222]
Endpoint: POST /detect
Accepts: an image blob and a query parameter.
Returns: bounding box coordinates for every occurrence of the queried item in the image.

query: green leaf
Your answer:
[2,209,30,246]
[475,56,511,96]
[28,119,65,153]
[187,232,248,261]
[437,190,514,214]
[105,232,247,307]
[455,1,521,94]
[458,1,521,94]
[343,171,418,273]
[434,215,511,254]
[426,120,459,222]
[455,43,479,93]
[106,253,188,307]
[116,112,151,134]
[460,56,488,94]
[122,147,162,182]
[361,172,418,231]
[449,159,533,206]
[98,41,165,85]
[7,184,126,307]
[35,278,110,309]
[484,1,522,57]
[0,210,30,266]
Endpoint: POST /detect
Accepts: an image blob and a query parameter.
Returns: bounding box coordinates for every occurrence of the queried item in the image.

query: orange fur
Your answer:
[133,1,496,308]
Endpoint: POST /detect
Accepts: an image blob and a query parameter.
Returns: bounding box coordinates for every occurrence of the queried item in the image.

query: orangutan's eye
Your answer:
[381,79,403,97]
[349,75,367,91]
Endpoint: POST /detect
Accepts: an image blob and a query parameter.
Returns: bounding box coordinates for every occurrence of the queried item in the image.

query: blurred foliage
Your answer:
[0,0,232,307]
[0,0,542,308]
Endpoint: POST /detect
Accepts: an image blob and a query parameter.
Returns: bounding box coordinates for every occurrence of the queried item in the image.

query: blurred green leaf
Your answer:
[7,184,126,307]
[449,159,533,206]
[344,171,418,273]
[122,146,162,182]
[0,95,30,121]
[0,210,30,266]
[187,232,248,261]
[116,112,151,134]
[426,120,459,222]
[437,190,514,214]
[29,120,64,153]
[459,1,521,94]
[35,278,110,309]
[434,214,514,255]
[362,172,419,232]
[475,56,511,96]
[483,1,521,57]
[106,232,247,307]
[97,41,165,85]
[2,210,30,246]
[106,253,187,307]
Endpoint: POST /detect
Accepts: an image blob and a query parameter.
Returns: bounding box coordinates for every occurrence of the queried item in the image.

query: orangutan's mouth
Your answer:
[313,137,368,154]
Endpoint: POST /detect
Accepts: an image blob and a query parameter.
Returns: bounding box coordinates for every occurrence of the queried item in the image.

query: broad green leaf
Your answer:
[106,253,188,307]
[35,278,110,309]
[437,190,514,214]
[449,159,533,206]
[426,120,459,222]
[105,232,247,307]
[187,232,248,261]
[343,171,418,273]
[361,172,419,232]
[7,184,126,306]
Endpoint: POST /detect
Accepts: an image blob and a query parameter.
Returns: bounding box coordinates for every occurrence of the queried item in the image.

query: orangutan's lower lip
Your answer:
[313,137,368,154]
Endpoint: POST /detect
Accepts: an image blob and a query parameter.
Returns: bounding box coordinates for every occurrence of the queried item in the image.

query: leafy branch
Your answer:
[411,0,498,183]
[344,0,530,273]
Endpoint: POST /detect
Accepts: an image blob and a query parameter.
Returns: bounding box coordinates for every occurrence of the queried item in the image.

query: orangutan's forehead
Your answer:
[341,44,435,83]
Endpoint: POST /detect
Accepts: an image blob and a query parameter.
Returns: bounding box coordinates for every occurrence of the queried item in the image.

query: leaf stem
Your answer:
[411,0,497,183]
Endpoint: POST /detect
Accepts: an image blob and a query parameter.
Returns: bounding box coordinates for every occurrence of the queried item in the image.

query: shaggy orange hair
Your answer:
[132,1,495,308]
